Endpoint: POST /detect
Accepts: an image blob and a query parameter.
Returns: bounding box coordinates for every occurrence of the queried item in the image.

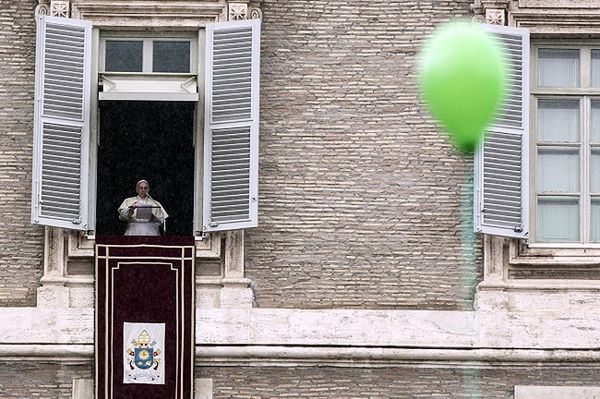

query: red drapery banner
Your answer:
[95,236,195,399]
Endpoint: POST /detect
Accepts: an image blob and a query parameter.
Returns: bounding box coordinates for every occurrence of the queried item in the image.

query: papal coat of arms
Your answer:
[128,330,161,370]
[123,322,165,384]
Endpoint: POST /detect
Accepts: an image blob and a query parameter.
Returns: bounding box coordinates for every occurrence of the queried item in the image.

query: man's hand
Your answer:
[127,202,137,217]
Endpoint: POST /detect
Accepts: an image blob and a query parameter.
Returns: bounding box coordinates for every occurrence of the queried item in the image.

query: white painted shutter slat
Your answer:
[203,19,260,232]
[31,16,92,230]
[475,24,529,238]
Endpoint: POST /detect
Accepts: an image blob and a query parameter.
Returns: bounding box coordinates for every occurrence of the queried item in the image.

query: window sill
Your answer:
[510,239,600,265]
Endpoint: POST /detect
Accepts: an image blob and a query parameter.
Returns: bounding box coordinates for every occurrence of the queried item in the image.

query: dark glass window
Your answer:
[153,41,191,73]
[105,40,143,72]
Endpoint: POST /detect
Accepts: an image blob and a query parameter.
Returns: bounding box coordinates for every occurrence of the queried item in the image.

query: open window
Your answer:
[31,15,261,236]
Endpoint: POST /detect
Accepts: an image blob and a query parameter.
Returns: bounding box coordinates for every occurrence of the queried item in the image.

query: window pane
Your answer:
[591,198,600,242]
[538,99,579,142]
[153,41,190,73]
[538,48,580,87]
[591,149,600,193]
[105,40,143,72]
[592,50,600,87]
[537,196,579,242]
[538,148,579,193]
[591,101,600,143]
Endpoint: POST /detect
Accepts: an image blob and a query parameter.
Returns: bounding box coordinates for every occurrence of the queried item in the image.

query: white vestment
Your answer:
[118,195,169,236]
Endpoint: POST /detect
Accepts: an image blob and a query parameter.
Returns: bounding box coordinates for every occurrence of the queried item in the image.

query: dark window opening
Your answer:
[96,101,195,236]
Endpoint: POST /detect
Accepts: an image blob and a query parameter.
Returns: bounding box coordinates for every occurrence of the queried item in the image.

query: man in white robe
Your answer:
[118,180,169,236]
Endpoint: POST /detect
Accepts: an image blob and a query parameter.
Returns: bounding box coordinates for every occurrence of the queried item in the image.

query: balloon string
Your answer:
[460,163,480,395]
[460,164,476,300]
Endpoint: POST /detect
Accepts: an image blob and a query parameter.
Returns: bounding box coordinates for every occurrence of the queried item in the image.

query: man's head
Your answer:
[136,180,150,199]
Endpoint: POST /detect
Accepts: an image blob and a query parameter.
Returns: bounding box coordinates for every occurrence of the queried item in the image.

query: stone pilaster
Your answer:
[220,230,253,308]
[37,227,70,307]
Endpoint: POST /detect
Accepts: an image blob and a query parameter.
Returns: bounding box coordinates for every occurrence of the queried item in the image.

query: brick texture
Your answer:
[0,0,44,306]
[0,362,92,399]
[198,365,600,398]
[246,0,483,310]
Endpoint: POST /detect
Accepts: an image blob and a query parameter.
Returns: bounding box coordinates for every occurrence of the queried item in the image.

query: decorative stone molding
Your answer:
[50,0,70,17]
[475,235,600,311]
[34,1,234,24]
[518,0,600,7]
[486,8,505,25]
[472,0,600,32]
[70,1,228,27]
[227,1,262,21]
[471,1,509,24]
[471,0,510,12]
[35,3,50,16]
[37,227,70,308]
[228,2,248,21]
[221,230,253,308]
[249,6,263,20]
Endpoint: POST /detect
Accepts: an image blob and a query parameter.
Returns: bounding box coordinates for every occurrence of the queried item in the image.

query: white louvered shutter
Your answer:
[31,16,92,230]
[474,24,530,238]
[203,19,260,232]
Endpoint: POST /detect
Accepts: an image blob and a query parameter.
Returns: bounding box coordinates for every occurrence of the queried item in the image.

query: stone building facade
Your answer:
[1,0,600,397]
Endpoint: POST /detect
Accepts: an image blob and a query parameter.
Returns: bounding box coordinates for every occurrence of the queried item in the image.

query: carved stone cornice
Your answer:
[509,8,600,34]
[35,0,263,26]
[518,0,600,8]
[472,0,600,33]
[71,1,227,27]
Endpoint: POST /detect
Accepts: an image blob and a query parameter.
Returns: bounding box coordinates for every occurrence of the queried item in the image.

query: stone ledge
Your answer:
[2,307,600,351]
[515,386,600,399]
[476,280,600,312]
[2,343,600,366]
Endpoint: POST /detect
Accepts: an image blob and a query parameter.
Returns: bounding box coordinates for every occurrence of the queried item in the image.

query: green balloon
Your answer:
[418,21,507,153]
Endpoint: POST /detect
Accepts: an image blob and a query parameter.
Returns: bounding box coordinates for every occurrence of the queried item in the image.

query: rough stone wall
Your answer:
[246,0,482,310]
[0,362,93,399]
[198,365,600,398]
[0,0,44,307]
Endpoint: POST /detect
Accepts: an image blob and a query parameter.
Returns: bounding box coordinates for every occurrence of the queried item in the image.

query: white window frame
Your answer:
[99,33,198,74]
[529,42,600,248]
